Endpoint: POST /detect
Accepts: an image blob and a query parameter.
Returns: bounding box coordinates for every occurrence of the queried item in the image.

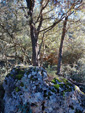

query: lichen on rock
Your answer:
[3,66,85,113]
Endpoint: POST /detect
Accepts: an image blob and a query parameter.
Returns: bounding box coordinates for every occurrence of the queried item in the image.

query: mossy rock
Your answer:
[15,67,25,80]
[53,84,60,90]
[16,74,23,80]
[15,87,21,92]
[51,77,62,84]
[6,67,25,80]
[20,82,24,87]
[75,109,83,113]
[51,77,74,94]
[60,78,68,83]
[15,68,25,74]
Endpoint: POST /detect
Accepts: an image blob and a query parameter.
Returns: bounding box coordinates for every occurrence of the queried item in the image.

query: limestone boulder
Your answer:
[3,66,85,113]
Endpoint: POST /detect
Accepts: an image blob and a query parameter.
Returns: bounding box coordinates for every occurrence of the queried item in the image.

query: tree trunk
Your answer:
[31,34,39,66]
[30,20,39,66]
[57,17,68,75]
[26,0,39,66]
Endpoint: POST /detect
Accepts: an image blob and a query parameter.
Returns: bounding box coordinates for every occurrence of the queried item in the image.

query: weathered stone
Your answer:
[3,66,85,113]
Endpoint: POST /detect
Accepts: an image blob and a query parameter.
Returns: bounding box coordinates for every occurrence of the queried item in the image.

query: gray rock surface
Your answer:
[3,66,85,113]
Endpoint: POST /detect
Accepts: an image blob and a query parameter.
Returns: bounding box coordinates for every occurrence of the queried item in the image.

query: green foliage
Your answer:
[61,58,85,83]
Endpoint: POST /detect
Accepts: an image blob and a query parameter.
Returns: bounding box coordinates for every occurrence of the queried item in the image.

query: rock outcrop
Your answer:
[3,66,85,113]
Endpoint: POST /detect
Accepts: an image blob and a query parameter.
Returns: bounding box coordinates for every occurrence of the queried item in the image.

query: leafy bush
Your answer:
[62,49,83,65]
[61,58,85,84]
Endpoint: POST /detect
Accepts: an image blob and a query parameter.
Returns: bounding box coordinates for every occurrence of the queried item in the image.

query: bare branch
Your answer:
[35,0,49,23]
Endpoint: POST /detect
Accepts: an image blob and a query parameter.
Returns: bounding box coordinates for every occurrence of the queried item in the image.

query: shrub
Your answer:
[61,58,85,84]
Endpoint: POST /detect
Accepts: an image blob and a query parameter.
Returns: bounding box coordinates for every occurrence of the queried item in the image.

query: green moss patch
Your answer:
[6,67,25,80]
[15,87,21,92]
[51,78,62,84]
[51,77,74,94]
[53,84,60,90]
[16,74,23,80]
[20,82,24,87]
[51,78,56,84]
[15,68,25,80]
[60,78,68,84]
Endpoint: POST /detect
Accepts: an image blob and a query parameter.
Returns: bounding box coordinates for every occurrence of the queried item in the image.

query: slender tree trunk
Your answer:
[57,17,68,75]
[26,0,39,66]
[30,18,39,66]
[26,0,42,66]
[31,33,39,66]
